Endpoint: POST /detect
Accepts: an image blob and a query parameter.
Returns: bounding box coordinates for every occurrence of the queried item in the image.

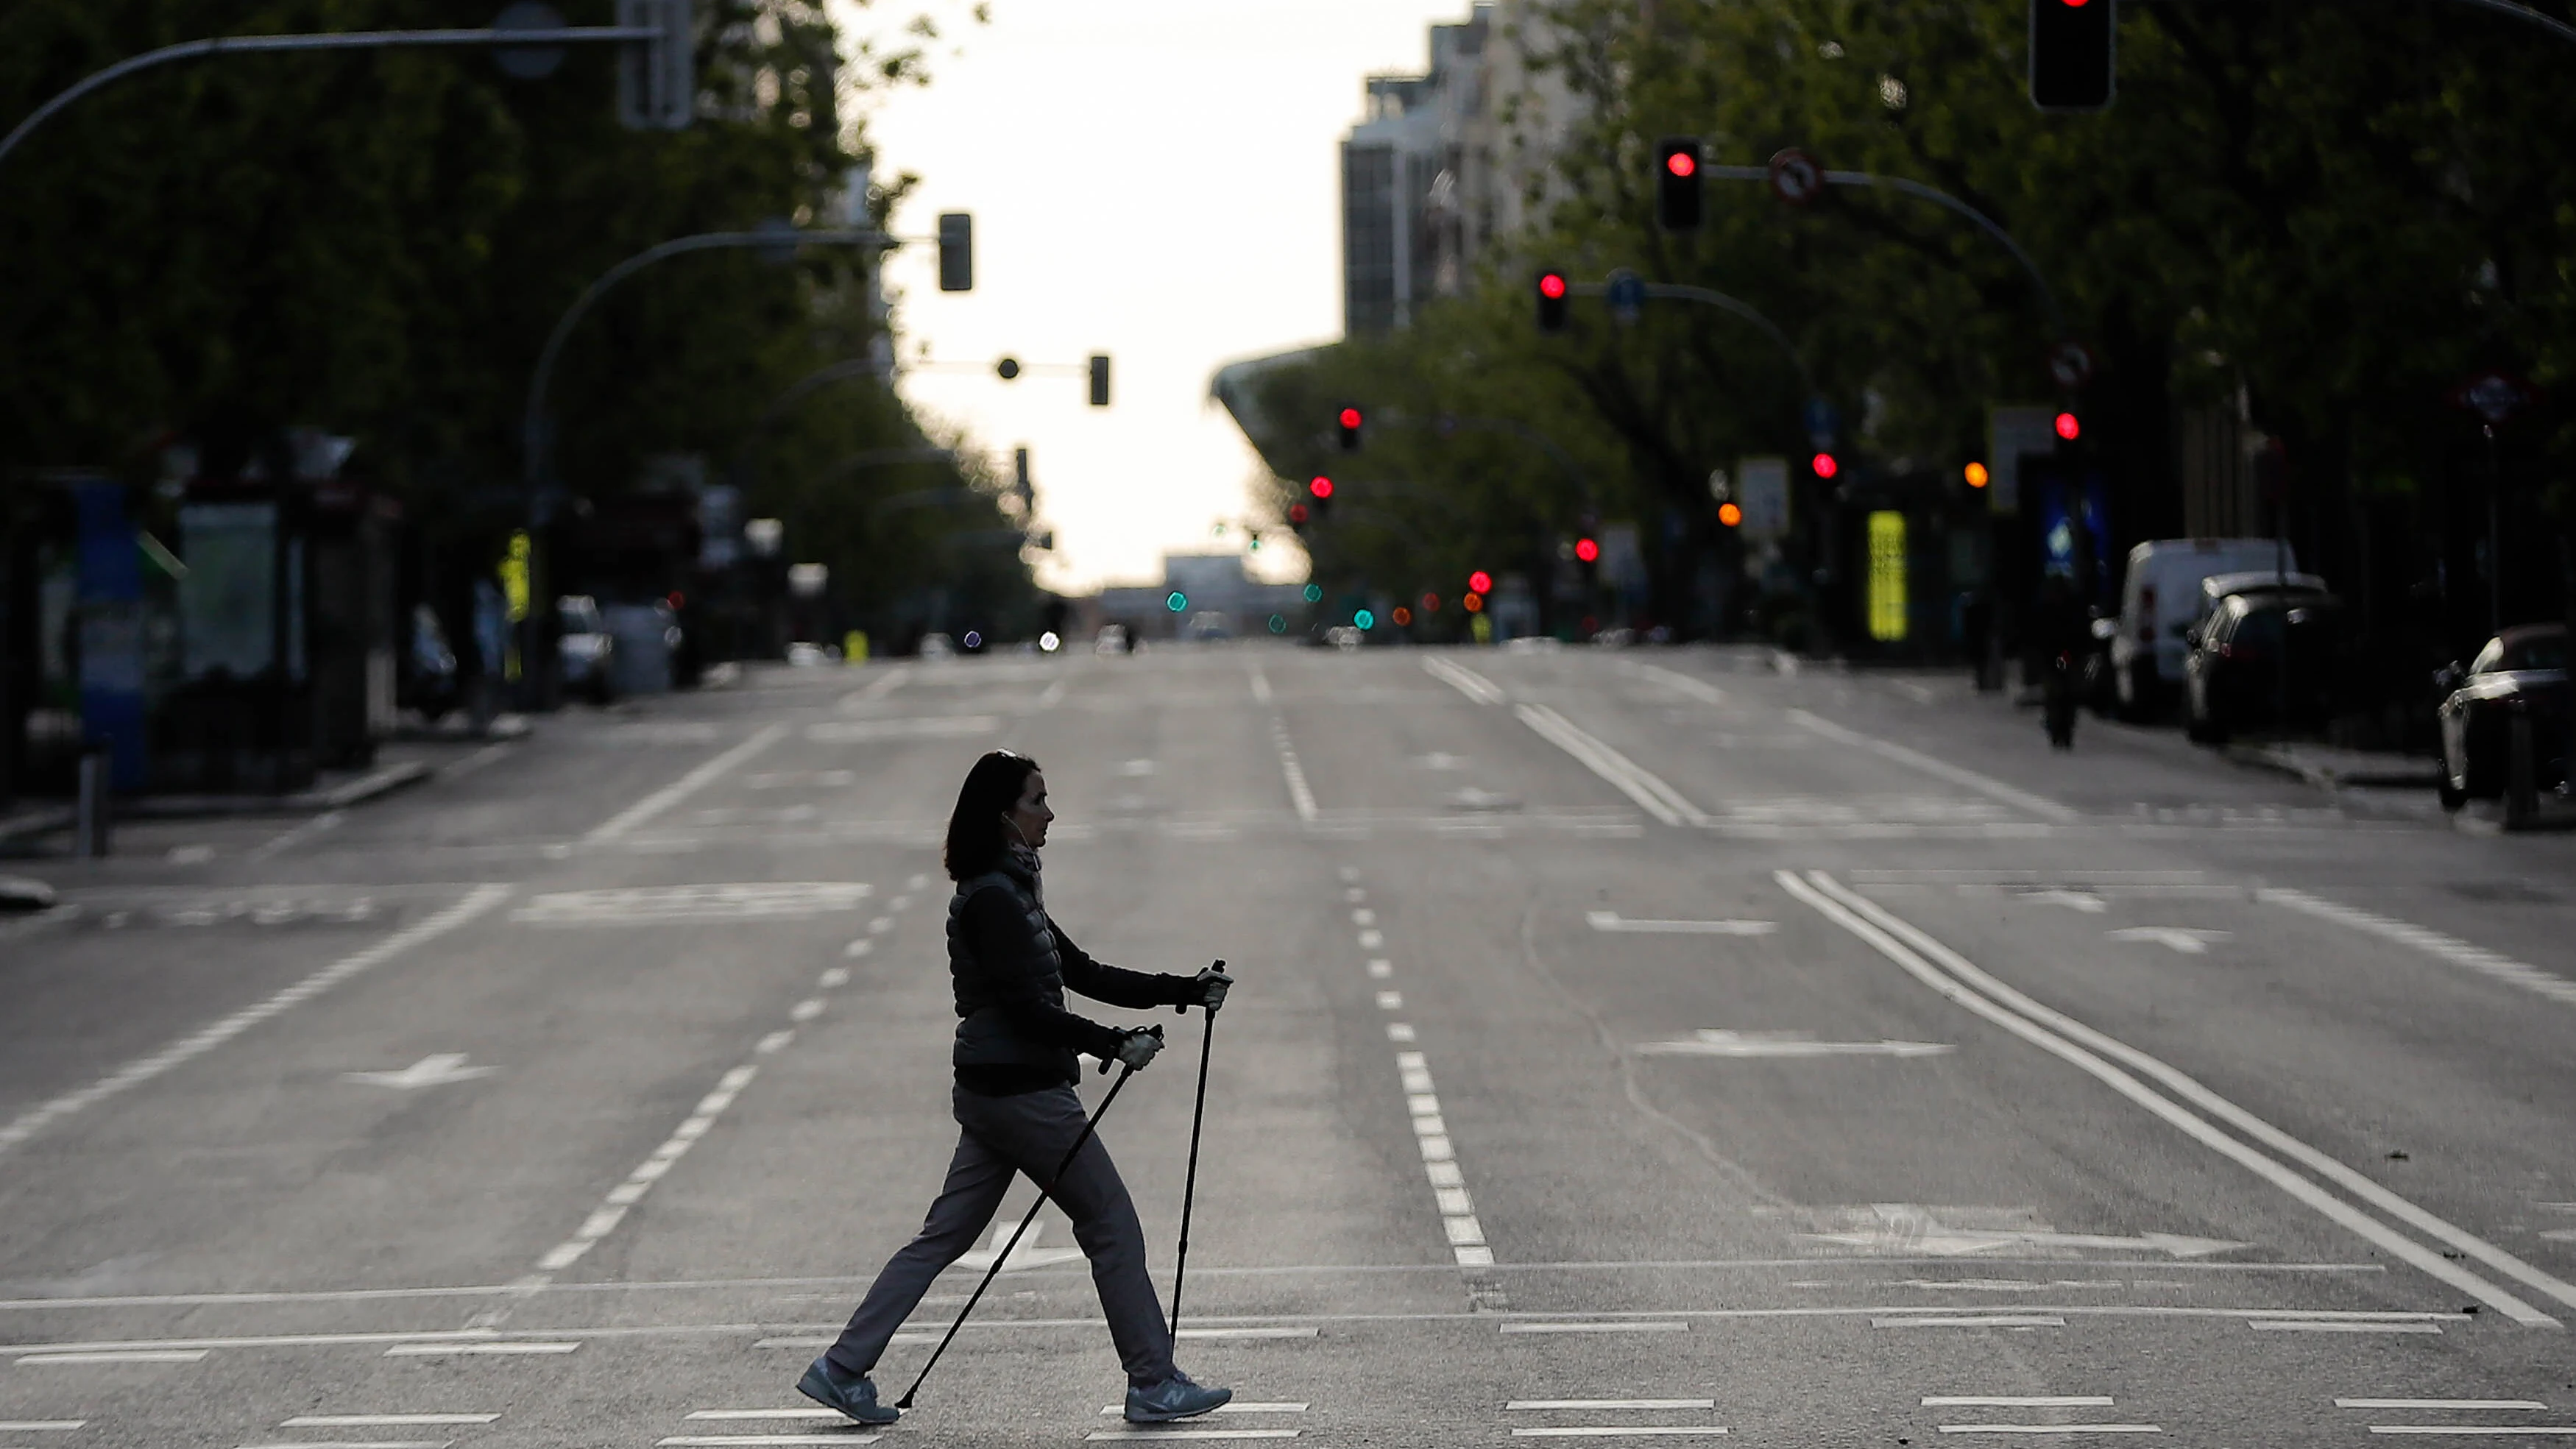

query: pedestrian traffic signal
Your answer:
[1718,502,1744,528]
[937,211,973,291]
[1574,537,1600,564]
[1964,461,1990,488]
[1536,268,1569,333]
[1811,452,1839,479]
[1468,570,1493,595]
[1337,405,1364,452]
[1655,137,1703,231]
[1088,354,1111,407]
[2029,0,2115,112]
[1309,475,1334,499]
[2054,411,2081,441]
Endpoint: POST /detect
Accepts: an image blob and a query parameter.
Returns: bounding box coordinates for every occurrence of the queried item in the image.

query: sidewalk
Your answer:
[0,728,515,844]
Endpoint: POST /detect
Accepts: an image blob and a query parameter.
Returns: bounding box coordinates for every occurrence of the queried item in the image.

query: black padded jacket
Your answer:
[948,860,1200,1095]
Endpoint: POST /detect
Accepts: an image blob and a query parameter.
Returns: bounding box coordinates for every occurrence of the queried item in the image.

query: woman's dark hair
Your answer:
[944,749,1041,881]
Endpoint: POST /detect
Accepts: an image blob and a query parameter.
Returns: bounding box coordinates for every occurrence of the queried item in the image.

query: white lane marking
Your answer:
[1627,662,1727,706]
[1637,1030,1951,1059]
[2363,1431,2576,1437]
[659,1437,883,1447]
[1510,1401,1716,1411]
[0,884,511,1158]
[1250,669,1274,704]
[1587,912,1774,935]
[1358,929,1383,948]
[790,999,825,1022]
[1376,991,1404,1010]
[1803,1208,2243,1258]
[686,1409,842,1420]
[818,968,849,988]
[1515,705,1707,827]
[1098,1404,1309,1414]
[1035,678,1069,710]
[586,724,786,843]
[1872,1316,2065,1328]
[1422,656,1506,705]
[441,740,518,781]
[1352,908,1376,925]
[1084,1433,1299,1442]
[1786,710,2079,823]
[0,1423,85,1431]
[250,809,346,861]
[2020,890,2107,913]
[1386,1023,1417,1042]
[238,1442,451,1449]
[1510,1431,1728,1439]
[15,1350,208,1364]
[514,882,871,925]
[2340,1403,2550,1411]
[2106,927,2229,954]
[344,1054,497,1090]
[2260,888,2576,1008]
[1500,1322,1689,1333]
[2251,1320,2444,1333]
[383,1341,579,1355]
[842,938,873,958]
[1271,725,1319,823]
[1786,870,2568,1325]
[1175,1327,1318,1339]
[843,666,912,706]
[805,717,999,743]
[1384,1037,1491,1269]
[282,1415,499,1427]
[1367,960,1393,979]
[1933,1428,2159,1436]
[1927,1399,2116,1408]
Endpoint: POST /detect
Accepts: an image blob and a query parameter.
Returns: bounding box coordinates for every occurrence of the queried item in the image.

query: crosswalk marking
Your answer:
[2340,1403,2552,1411]
[381,1341,578,1356]
[2362,1432,2576,1439]
[1933,1428,2161,1436]
[1872,1316,2064,1328]
[1510,1401,1716,1411]
[2250,1321,2442,1334]
[1500,1322,1688,1334]
[658,1437,882,1447]
[1510,1430,1730,1439]
[1084,1432,1300,1442]
[282,1414,498,1426]
[16,1349,208,1364]
[0,1425,84,1433]
[1927,1399,2115,1409]
[1097,1404,1309,1414]
[683,1409,843,1420]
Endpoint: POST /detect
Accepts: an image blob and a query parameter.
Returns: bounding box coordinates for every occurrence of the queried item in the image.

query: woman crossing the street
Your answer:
[797,748,1234,1426]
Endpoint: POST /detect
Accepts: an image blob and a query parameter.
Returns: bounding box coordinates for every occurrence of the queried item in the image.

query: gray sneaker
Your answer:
[796,1356,900,1425]
[1125,1370,1233,1423]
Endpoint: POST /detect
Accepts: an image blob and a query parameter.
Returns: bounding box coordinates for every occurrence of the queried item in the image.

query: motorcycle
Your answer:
[2043,649,2078,750]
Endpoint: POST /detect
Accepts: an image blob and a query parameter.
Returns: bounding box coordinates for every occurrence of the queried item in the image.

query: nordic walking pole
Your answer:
[896,1043,1152,1410]
[1168,960,1225,1337]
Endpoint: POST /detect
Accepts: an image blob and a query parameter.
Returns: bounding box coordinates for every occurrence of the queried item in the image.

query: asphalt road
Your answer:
[5,642,2575,1448]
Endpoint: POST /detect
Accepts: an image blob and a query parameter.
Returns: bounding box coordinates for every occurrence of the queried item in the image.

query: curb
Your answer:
[2221,743,2442,791]
[119,759,434,820]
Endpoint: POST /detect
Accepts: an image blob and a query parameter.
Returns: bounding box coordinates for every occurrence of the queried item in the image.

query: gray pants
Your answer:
[827,1083,1174,1387]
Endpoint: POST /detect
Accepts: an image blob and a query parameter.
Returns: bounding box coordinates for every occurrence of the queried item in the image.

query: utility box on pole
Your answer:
[1088,355,1111,408]
[938,213,974,291]
[618,0,694,130]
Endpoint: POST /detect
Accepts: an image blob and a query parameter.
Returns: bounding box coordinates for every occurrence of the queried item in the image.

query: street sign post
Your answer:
[2045,340,2096,391]
[1605,269,1646,327]
[1767,147,1824,205]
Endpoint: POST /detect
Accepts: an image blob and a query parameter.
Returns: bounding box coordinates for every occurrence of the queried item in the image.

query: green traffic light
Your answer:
[1302,584,1323,603]
[1166,591,1187,612]
[1267,614,1287,634]
[1354,609,1376,630]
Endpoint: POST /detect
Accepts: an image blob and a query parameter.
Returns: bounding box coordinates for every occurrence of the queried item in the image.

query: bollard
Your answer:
[74,748,112,858]
[2505,704,2538,832]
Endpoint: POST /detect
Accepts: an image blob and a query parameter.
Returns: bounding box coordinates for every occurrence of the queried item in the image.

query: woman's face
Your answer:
[1002,769,1052,850]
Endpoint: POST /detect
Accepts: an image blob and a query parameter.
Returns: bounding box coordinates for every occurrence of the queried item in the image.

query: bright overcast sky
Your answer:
[846,0,1474,594]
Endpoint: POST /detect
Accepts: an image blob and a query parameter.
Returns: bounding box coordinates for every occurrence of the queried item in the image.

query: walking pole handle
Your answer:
[1178,957,1229,1016]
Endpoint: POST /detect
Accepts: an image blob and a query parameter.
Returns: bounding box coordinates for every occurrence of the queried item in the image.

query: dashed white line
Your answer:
[1510,1401,1716,1411]
[1626,662,1727,705]
[0,1424,85,1433]
[1097,1403,1310,1415]
[1933,1428,2159,1436]
[1273,725,1320,823]
[0,885,510,1159]
[2260,888,2576,1008]
[1501,1322,1689,1334]
[282,1415,499,1427]
[1928,1399,2116,1409]
[1085,1433,1298,1442]
[1250,669,1275,705]
[2363,1433,2576,1439]
[15,1350,208,1364]
[2339,1403,2552,1412]
[1586,912,1774,935]
[1784,710,2078,823]
[2252,1320,2444,1333]
[1875,1316,2066,1329]
[1509,1431,1727,1439]
[659,1436,883,1447]
[383,1342,578,1356]
[1422,656,1507,704]
[1514,704,1706,827]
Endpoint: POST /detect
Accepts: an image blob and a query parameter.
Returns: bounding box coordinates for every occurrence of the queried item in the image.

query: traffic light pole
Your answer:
[0,22,664,174]
[1702,164,2067,342]
[1570,280,1814,397]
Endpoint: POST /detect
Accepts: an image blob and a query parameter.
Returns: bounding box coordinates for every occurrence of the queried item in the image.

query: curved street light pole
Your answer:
[521,227,888,497]
[1572,279,1816,399]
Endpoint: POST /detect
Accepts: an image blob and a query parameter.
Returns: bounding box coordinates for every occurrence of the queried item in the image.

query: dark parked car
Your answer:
[2435,623,2569,809]
[2184,587,2346,743]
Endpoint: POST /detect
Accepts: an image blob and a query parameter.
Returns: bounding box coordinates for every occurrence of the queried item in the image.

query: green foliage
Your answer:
[0,0,1027,635]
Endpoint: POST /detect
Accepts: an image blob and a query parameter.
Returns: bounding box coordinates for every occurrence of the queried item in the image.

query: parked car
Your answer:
[2110,539,2296,719]
[556,595,616,704]
[2435,623,2569,809]
[2182,585,2345,743]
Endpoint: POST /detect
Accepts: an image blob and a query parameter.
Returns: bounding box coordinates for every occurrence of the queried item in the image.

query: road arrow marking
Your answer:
[2107,927,2231,954]
[1637,1030,1951,1058]
[2019,890,2107,913]
[344,1055,498,1090]
[954,1216,1086,1273]
[1588,912,1777,935]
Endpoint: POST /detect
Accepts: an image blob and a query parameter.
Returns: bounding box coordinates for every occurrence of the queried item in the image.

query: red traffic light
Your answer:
[1420,592,1442,612]
[2054,411,2081,441]
[1338,406,1362,429]
[1288,503,1310,524]
[1309,475,1334,499]
[1538,272,1568,300]
[1574,537,1601,564]
[1467,570,1493,595]
[1666,150,1697,177]
[1811,452,1839,479]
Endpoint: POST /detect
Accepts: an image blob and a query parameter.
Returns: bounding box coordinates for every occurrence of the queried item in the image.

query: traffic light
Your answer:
[1964,461,1991,489]
[1717,502,1744,528]
[1288,502,1310,525]
[1308,475,1334,519]
[617,0,694,130]
[1536,268,1569,333]
[1811,451,1839,479]
[1655,137,1703,231]
[937,212,973,291]
[1337,405,1364,451]
[1089,355,1111,407]
[2054,411,2081,442]
[2029,0,2115,112]
[1468,570,1493,595]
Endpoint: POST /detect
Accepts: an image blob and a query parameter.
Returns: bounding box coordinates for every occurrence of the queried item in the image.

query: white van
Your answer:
[2110,538,2294,715]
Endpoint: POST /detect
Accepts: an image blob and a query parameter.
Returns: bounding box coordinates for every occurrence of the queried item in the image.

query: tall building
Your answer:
[1339,1,1585,338]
